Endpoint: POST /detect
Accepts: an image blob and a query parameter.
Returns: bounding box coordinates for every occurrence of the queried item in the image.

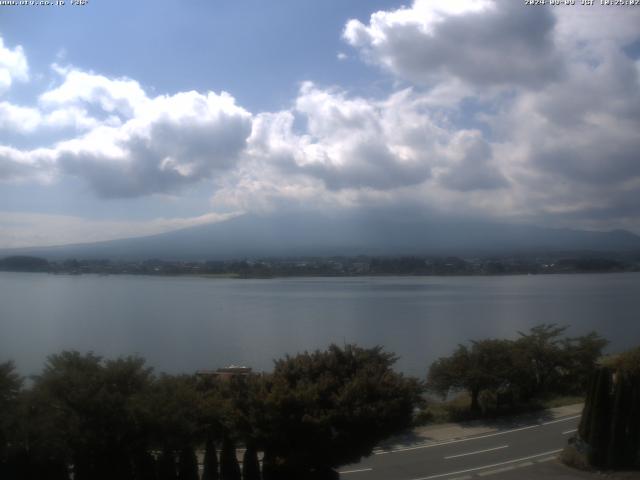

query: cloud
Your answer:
[485,37,640,224]
[40,65,149,118]
[53,89,252,198]
[1,8,640,242]
[1,65,253,198]
[0,102,41,132]
[0,145,55,183]
[250,83,442,191]
[343,0,562,88]
[0,37,29,94]
[438,131,508,192]
[0,100,100,133]
[0,211,241,249]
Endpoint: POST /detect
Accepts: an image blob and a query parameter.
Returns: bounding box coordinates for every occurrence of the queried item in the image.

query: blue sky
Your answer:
[1,1,640,247]
[1,0,400,111]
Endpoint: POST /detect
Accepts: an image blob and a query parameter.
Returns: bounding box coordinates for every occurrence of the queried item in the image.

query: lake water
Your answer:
[1,272,639,377]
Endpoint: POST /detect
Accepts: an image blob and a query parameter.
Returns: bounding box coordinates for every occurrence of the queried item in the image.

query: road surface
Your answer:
[339,413,580,480]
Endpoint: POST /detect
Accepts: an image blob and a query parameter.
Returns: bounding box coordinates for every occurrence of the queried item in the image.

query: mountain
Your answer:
[3,212,640,261]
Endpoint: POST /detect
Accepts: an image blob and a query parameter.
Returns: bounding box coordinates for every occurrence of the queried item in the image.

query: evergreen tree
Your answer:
[587,367,612,467]
[261,450,277,480]
[158,449,177,480]
[202,437,219,480]
[241,444,260,480]
[220,435,241,480]
[133,451,158,480]
[177,446,199,480]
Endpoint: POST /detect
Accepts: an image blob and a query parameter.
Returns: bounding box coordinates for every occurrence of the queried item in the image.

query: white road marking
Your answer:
[477,465,515,476]
[536,456,558,463]
[444,445,509,460]
[338,468,373,474]
[562,429,578,435]
[375,426,536,455]
[374,414,580,456]
[541,415,581,426]
[408,449,563,480]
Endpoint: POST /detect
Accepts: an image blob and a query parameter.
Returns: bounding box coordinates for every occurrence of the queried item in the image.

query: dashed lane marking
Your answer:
[407,449,563,480]
[541,415,581,426]
[375,414,579,456]
[339,468,373,475]
[444,445,509,460]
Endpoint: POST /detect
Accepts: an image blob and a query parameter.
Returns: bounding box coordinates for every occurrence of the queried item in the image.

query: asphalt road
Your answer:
[338,414,581,480]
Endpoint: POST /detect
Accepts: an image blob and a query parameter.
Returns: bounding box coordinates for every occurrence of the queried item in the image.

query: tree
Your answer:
[513,324,568,398]
[561,331,608,394]
[576,345,640,470]
[201,436,219,480]
[143,374,203,453]
[257,344,423,476]
[0,362,23,477]
[242,444,260,480]
[30,351,154,480]
[428,339,515,414]
[177,446,199,480]
[219,435,241,480]
[157,449,177,480]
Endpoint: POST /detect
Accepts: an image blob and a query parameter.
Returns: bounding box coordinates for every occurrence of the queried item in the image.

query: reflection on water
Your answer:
[1,272,639,377]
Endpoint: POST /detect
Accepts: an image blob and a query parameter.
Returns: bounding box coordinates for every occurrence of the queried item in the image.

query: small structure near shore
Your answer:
[196,365,252,380]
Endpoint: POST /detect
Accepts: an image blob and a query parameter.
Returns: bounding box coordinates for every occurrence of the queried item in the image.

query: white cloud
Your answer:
[40,65,149,118]
[0,102,41,132]
[0,211,241,249]
[344,0,561,88]
[0,145,56,183]
[0,37,29,94]
[1,65,253,198]
[1,7,640,241]
[53,89,252,197]
[249,83,442,191]
[0,101,101,133]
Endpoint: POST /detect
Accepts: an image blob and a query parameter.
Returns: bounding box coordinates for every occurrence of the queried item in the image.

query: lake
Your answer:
[1,272,639,377]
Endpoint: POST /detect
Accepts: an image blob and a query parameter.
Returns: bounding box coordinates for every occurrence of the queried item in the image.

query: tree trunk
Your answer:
[470,386,481,416]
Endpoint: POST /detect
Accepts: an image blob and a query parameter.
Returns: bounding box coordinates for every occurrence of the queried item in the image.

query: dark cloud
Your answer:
[302,141,431,191]
[439,135,508,191]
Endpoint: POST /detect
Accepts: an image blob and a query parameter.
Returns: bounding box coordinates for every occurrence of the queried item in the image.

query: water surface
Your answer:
[1,272,638,377]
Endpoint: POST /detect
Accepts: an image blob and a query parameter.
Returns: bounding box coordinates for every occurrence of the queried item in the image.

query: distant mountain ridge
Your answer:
[3,213,640,261]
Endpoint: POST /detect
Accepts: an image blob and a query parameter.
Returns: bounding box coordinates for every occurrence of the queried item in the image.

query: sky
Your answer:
[0,0,639,248]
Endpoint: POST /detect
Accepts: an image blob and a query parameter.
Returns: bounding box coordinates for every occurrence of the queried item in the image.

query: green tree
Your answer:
[157,448,177,480]
[242,444,260,480]
[0,362,23,477]
[561,331,608,394]
[143,374,203,453]
[177,446,198,480]
[201,436,219,480]
[31,351,154,480]
[579,345,640,469]
[258,344,423,476]
[220,435,241,480]
[513,324,568,398]
[428,339,515,414]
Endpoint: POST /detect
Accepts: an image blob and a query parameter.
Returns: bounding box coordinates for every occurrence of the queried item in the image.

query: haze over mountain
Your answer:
[4,212,640,261]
